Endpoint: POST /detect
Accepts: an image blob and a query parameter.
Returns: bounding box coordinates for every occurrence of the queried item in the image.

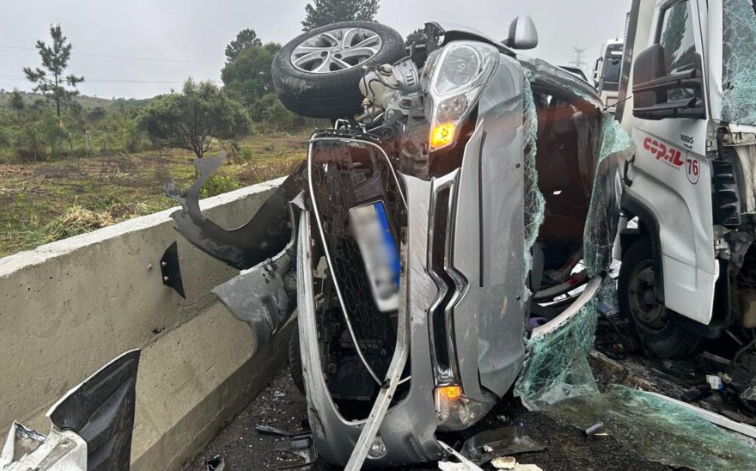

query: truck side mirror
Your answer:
[593,57,603,86]
[503,15,538,50]
[632,44,705,120]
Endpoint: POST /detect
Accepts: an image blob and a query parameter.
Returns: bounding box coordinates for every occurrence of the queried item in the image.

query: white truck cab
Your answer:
[593,39,624,113]
[616,0,756,358]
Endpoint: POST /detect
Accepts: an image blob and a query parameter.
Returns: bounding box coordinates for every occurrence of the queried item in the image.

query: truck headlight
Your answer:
[426,42,499,151]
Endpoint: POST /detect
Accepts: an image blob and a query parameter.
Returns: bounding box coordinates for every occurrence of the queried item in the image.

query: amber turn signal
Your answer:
[435,384,463,401]
[430,122,457,150]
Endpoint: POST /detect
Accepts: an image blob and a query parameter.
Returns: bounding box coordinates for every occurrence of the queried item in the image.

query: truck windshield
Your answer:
[602,55,621,83]
[722,0,756,125]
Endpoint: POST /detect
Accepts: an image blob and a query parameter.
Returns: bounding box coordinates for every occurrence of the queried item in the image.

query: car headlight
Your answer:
[425,41,500,151]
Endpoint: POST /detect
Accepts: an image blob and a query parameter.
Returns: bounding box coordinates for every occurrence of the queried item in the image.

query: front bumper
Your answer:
[295,175,443,466]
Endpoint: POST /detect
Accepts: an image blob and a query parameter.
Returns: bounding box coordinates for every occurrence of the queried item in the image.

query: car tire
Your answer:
[289,321,306,395]
[272,21,406,119]
[618,239,702,358]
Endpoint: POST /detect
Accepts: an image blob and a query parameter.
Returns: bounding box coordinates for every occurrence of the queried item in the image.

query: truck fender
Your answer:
[620,193,665,303]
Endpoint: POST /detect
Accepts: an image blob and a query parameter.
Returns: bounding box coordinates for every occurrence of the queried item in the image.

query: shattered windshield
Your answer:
[722,0,756,125]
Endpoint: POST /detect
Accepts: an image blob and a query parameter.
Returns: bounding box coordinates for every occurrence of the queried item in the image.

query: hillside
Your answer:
[0,91,149,110]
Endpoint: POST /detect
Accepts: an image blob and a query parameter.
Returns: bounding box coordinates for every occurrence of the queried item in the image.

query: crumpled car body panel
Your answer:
[212,196,301,347]
[165,154,303,271]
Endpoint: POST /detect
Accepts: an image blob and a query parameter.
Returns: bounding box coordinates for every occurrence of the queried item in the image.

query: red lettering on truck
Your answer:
[644,137,684,169]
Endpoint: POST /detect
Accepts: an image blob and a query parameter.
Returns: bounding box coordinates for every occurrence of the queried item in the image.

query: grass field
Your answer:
[0,131,309,257]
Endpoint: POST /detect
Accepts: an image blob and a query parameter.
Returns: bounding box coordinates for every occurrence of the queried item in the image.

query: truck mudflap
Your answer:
[164,153,305,270]
[212,195,302,348]
[1,350,141,471]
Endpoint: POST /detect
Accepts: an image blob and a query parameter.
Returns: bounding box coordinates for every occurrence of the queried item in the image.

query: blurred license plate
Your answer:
[349,202,400,312]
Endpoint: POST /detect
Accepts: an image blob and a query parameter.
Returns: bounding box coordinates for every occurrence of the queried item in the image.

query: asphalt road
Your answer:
[190,366,675,471]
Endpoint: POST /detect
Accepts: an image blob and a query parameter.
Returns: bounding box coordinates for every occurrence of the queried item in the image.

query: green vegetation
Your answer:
[220,31,319,133]
[23,25,84,117]
[0,91,119,110]
[139,79,249,159]
[405,28,425,46]
[0,0,387,256]
[0,132,309,257]
[302,0,379,30]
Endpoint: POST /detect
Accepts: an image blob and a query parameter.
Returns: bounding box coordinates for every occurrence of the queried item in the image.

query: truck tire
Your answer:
[618,239,702,358]
[289,322,306,395]
[272,21,406,119]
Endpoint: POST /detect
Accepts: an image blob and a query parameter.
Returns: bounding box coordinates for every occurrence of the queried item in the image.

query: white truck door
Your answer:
[625,0,717,324]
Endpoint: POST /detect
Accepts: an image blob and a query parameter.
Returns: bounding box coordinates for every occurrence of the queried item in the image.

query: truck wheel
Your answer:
[272,21,406,119]
[618,239,702,358]
[289,322,306,395]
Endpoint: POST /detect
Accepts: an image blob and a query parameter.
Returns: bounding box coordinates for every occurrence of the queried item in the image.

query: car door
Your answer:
[625,0,717,324]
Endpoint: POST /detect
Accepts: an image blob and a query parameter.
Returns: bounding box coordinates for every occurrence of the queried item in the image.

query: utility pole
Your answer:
[570,47,588,70]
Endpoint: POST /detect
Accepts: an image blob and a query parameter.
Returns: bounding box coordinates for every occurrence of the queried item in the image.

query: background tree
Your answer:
[138,79,249,160]
[225,29,263,63]
[302,0,379,31]
[23,24,84,117]
[222,42,281,108]
[405,28,425,46]
[9,89,25,119]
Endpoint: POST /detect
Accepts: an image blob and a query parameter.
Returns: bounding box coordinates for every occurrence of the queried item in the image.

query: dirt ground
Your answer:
[190,365,675,471]
[0,132,308,257]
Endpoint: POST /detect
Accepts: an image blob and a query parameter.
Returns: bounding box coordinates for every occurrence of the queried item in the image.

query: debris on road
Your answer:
[439,462,474,471]
[205,456,226,471]
[584,421,604,436]
[705,375,724,391]
[461,426,547,465]
[255,425,291,437]
[274,435,318,464]
[514,465,543,471]
[490,456,517,470]
[438,441,484,471]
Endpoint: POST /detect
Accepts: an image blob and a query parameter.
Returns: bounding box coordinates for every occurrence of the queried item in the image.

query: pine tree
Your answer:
[302,0,380,31]
[10,89,25,119]
[23,24,84,117]
[225,29,263,63]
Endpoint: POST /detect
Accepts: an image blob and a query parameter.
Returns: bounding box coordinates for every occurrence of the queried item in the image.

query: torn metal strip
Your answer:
[645,391,756,440]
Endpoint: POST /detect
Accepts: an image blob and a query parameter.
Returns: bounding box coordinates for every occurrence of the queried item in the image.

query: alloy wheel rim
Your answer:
[291,27,382,74]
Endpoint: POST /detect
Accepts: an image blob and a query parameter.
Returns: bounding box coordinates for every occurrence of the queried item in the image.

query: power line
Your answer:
[0,44,218,65]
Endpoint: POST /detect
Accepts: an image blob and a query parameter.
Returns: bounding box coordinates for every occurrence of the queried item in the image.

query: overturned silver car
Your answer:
[168,18,632,468]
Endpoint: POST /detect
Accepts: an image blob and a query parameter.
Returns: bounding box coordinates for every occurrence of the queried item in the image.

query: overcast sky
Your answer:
[0,0,631,99]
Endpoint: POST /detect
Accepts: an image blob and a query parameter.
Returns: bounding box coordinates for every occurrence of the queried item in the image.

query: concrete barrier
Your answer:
[0,177,290,471]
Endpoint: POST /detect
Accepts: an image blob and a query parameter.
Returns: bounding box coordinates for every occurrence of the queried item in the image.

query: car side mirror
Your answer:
[503,15,538,50]
[632,44,705,120]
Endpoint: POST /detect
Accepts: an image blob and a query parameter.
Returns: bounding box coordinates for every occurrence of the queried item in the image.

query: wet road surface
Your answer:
[190,365,677,471]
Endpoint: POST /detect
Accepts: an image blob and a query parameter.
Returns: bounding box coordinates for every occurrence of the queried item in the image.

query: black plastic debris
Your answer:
[681,383,712,403]
[256,425,291,437]
[275,434,318,465]
[460,426,547,465]
[160,242,185,298]
[206,455,226,471]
